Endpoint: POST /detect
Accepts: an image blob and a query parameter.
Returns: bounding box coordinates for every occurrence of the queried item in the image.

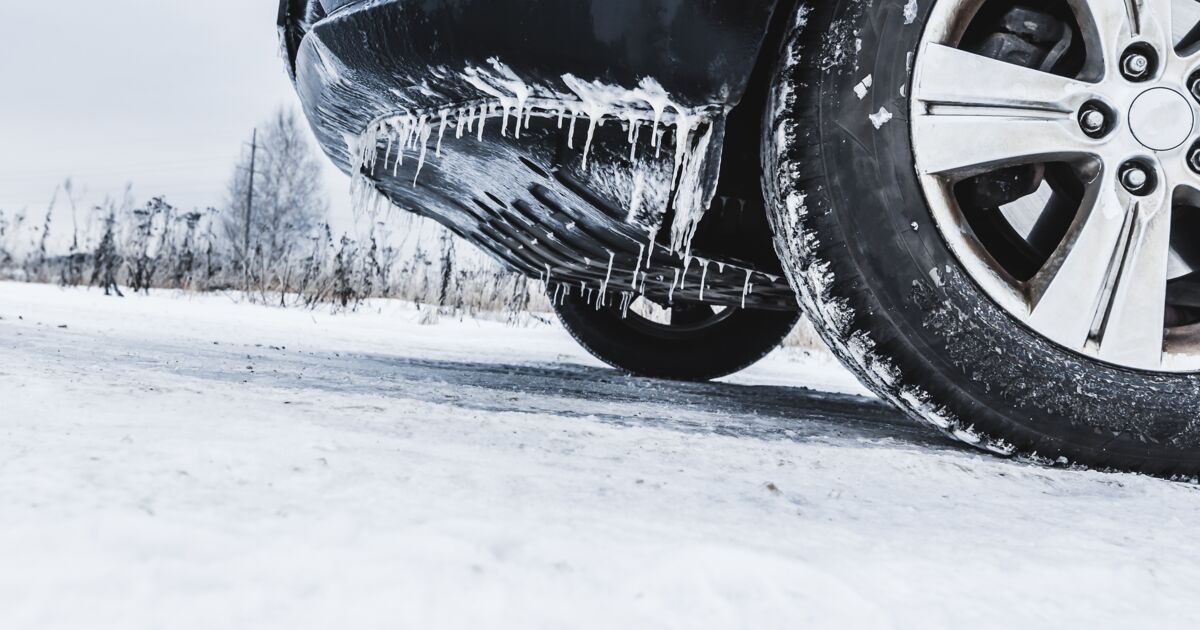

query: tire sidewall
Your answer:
[766,0,1200,472]
[554,296,801,381]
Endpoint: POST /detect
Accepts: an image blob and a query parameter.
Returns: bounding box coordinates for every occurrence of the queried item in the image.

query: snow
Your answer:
[869,107,894,129]
[2,281,1200,629]
[853,75,873,100]
[351,64,724,258]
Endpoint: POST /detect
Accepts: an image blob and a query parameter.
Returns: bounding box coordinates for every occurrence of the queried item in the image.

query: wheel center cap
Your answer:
[1128,88,1195,151]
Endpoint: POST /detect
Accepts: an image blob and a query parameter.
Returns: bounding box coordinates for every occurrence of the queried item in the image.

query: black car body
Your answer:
[278,0,801,312]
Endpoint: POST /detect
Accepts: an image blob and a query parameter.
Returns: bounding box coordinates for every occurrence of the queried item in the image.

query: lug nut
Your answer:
[1190,76,1200,103]
[1121,164,1150,193]
[1122,52,1151,81]
[1079,107,1107,136]
[1189,147,1200,174]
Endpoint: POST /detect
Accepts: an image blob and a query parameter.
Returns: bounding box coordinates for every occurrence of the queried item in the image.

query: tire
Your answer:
[763,0,1200,476]
[553,295,800,381]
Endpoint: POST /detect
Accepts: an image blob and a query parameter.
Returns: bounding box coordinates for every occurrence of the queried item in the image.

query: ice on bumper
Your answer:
[347,58,727,258]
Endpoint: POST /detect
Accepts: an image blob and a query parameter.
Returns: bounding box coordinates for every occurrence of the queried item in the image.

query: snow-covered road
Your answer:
[1,282,1198,629]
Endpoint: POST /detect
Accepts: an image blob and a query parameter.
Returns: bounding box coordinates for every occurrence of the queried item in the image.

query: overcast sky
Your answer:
[0,1,351,224]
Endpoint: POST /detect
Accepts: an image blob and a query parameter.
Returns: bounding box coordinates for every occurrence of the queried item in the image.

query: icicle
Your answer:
[669,119,721,256]
[436,111,449,156]
[357,123,380,176]
[629,120,642,162]
[414,116,432,185]
[456,109,467,138]
[716,262,726,273]
[601,249,615,293]
[567,111,578,149]
[477,104,489,141]
[495,58,531,138]
[633,77,671,150]
[581,114,600,170]
[670,112,699,189]
[561,74,626,171]
[741,269,754,309]
[681,255,693,289]
[644,228,657,270]
[669,268,679,303]
[398,126,412,176]
[632,244,644,288]
[464,59,530,139]
[699,259,709,302]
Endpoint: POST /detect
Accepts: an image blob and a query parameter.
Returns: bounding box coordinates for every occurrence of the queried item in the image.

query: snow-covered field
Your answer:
[1,281,1198,629]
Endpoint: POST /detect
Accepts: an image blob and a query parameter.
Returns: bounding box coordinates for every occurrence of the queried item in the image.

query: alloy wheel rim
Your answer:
[912,0,1200,371]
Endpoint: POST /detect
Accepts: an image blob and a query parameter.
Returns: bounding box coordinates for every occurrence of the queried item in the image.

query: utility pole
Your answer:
[243,128,258,271]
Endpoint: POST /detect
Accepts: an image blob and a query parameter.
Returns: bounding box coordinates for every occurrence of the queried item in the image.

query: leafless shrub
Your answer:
[1,193,545,322]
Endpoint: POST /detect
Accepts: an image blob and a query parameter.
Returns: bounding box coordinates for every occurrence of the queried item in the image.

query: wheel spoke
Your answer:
[1072,0,1134,55]
[1135,0,1175,52]
[1175,1,1200,53]
[914,44,1094,113]
[912,45,1093,177]
[913,114,1087,177]
[1092,188,1173,368]
[1028,176,1172,368]
[1029,178,1132,349]
[1071,0,1173,63]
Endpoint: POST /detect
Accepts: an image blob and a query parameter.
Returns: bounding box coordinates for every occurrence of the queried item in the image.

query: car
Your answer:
[280,0,1200,476]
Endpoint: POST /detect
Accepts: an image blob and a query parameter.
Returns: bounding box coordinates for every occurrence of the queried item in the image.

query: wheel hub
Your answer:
[1129,88,1194,151]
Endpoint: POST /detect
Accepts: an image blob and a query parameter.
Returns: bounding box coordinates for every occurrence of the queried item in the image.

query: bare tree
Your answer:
[223,108,329,267]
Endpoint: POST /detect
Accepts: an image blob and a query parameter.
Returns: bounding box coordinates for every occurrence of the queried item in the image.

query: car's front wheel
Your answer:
[765,0,1200,475]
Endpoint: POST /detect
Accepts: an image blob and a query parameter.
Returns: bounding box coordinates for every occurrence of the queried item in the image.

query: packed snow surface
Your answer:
[2,282,1199,629]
